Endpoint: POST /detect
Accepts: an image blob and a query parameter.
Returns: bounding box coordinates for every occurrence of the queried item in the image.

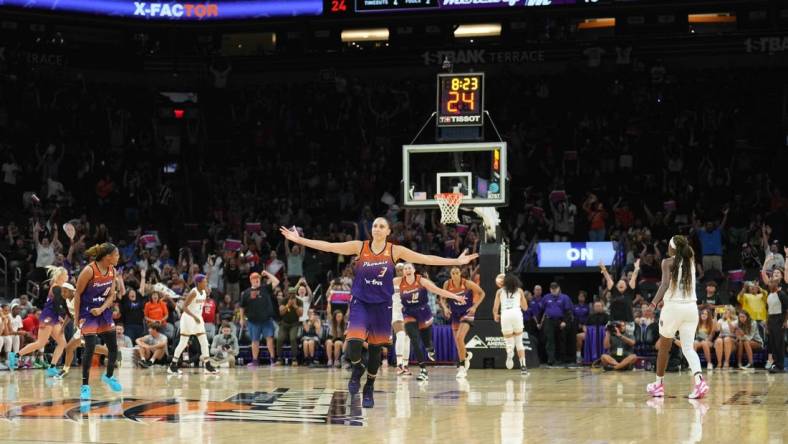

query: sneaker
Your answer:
[765,361,774,370]
[417,368,429,382]
[402,365,412,376]
[739,363,751,370]
[80,385,91,400]
[427,349,436,362]
[0,363,7,371]
[603,365,615,372]
[521,366,529,376]
[456,366,467,379]
[706,363,713,371]
[326,360,333,368]
[139,360,151,369]
[8,352,17,370]
[464,352,473,370]
[54,368,69,379]
[168,362,182,375]
[101,375,123,393]
[646,381,665,397]
[45,367,59,378]
[769,367,784,374]
[33,358,46,369]
[688,378,709,400]
[348,363,366,396]
[362,380,375,408]
[246,361,259,368]
[204,361,218,375]
[396,364,406,375]
[505,350,514,370]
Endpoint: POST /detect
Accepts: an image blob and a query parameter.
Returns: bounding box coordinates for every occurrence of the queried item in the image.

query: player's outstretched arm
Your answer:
[394,246,478,267]
[280,226,361,256]
[421,277,466,303]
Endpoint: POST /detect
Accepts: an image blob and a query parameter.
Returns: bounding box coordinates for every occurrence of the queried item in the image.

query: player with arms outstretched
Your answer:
[280,218,477,408]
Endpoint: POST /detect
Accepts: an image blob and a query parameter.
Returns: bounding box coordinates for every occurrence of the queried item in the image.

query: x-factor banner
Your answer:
[0,0,323,20]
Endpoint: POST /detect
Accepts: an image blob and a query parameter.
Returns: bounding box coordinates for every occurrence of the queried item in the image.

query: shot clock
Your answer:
[436,73,484,127]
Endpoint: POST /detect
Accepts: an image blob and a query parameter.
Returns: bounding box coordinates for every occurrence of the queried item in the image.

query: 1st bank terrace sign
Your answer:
[422,49,545,66]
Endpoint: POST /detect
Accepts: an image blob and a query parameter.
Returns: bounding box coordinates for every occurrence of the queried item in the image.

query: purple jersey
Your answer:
[446,279,474,317]
[80,262,115,318]
[400,275,429,307]
[350,241,395,304]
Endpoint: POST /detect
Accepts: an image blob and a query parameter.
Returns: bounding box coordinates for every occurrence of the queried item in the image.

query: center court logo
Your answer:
[0,389,364,426]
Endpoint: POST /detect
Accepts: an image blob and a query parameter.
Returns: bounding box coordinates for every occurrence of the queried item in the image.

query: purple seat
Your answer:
[583,325,607,364]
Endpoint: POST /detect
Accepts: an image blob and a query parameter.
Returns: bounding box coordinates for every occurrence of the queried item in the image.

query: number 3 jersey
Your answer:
[351,241,395,305]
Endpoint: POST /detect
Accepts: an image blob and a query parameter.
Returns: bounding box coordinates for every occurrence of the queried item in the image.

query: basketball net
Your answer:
[435,193,463,224]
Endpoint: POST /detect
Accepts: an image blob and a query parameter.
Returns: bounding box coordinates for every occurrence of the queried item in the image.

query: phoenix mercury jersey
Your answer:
[399,275,429,307]
[351,241,395,304]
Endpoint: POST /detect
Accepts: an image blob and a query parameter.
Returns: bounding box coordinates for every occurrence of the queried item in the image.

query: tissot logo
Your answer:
[0,389,364,426]
[133,2,219,18]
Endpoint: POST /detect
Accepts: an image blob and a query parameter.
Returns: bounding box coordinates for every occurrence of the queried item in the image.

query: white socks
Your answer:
[504,336,515,356]
[395,331,410,365]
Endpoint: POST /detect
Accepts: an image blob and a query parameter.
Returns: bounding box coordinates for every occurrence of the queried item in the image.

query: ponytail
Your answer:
[669,235,694,291]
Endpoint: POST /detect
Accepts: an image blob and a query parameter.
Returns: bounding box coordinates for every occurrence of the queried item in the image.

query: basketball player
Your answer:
[492,273,529,375]
[395,263,467,381]
[73,243,123,400]
[8,266,71,376]
[168,274,218,375]
[56,292,109,379]
[440,266,485,379]
[392,263,412,376]
[646,235,709,399]
[280,219,477,408]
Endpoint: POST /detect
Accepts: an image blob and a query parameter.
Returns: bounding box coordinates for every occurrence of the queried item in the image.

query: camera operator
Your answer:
[600,321,638,371]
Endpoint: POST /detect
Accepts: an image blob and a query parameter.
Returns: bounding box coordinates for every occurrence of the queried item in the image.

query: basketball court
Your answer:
[0,367,785,443]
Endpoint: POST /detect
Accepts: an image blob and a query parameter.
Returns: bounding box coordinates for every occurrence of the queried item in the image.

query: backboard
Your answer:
[402,142,507,208]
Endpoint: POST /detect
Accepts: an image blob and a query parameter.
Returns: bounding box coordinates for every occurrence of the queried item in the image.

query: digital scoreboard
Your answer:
[436,73,484,127]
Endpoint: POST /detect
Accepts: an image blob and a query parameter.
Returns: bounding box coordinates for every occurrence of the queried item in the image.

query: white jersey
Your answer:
[664,259,696,304]
[500,289,523,313]
[186,288,208,316]
[66,297,76,318]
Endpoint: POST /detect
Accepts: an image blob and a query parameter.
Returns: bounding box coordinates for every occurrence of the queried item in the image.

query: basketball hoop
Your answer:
[435,192,463,224]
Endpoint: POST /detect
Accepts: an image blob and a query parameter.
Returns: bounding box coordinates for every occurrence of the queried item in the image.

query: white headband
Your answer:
[669,237,676,249]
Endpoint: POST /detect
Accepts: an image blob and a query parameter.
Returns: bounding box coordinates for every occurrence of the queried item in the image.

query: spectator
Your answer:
[285,239,305,282]
[118,284,146,343]
[698,281,722,309]
[276,290,303,365]
[327,278,351,315]
[737,282,768,323]
[210,322,239,368]
[224,257,241,302]
[694,308,717,370]
[264,251,286,282]
[202,291,218,342]
[600,321,637,371]
[239,271,280,367]
[143,289,169,329]
[734,311,763,370]
[583,194,607,241]
[33,222,60,275]
[301,310,323,367]
[19,308,43,368]
[115,325,133,348]
[601,260,638,324]
[714,306,738,370]
[325,310,346,368]
[204,252,224,294]
[523,290,542,341]
[540,282,574,366]
[294,277,313,323]
[693,209,728,274]
[576,301,608,363]
[10,295,34,319]
[218,293,236,321]
[136,325,168,368]
[765,278,788,373]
